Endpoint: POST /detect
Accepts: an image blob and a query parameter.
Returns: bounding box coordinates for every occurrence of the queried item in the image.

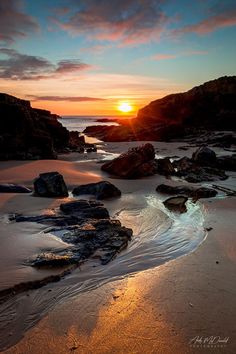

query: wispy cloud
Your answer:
[152,53,177,60]
[80,44,113,54]
[27,95,106,102]
[0,48,92,80]
[151,50,208,60]
[0,0,39,44]
[53,0,168,46]
[173,10,236,36]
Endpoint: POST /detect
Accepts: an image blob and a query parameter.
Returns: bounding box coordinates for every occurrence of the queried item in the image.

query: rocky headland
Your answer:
[84,76,236,143]
[0,93,96,160]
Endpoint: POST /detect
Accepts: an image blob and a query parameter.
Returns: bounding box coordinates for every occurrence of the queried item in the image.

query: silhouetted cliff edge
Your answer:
[84,76,236,141]
[0,93,88,160]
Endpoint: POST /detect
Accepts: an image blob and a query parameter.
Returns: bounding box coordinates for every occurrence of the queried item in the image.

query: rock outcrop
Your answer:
[156,184,217,199]
[0,93,95,160]
[101,143,235,182]
[12,199,132,267]
[101,143,157,178]
[84,76,236,142]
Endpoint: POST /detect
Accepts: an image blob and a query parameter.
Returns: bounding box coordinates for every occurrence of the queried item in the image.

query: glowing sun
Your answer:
[118,102,132,113]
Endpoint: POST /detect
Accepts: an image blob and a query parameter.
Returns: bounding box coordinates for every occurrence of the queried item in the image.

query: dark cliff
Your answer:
[137,76,236,131]
[0,93,73,160]
[84,76,236,142]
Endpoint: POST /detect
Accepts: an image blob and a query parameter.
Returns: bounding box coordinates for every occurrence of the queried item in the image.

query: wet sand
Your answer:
[0,142,236,353]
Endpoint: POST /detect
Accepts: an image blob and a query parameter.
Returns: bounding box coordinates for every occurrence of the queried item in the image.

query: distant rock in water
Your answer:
[101,143,158,178]
[34,172,68,197]
[84,76,236,142]
[0,93,93,160]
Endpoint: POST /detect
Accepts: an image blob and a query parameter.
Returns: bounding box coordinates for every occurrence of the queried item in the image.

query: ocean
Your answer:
[59,116,119,132]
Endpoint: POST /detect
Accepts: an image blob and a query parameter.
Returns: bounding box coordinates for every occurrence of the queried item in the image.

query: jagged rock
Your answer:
[0,184,32,193]
[13,199,133,269]
[101,143,156,178]
[184,167,227,183]
[173,156,228,182]
[0,93,94,160]
[72,181,121,199]
[163,196,188,213]
[34,172,68,197]
[192,146,217,165]
[156,184,217,199]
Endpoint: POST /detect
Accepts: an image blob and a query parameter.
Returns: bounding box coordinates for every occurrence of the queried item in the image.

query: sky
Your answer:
[0,0,236,116]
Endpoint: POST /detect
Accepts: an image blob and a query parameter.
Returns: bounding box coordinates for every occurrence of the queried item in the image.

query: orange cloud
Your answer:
[0,72,184,115]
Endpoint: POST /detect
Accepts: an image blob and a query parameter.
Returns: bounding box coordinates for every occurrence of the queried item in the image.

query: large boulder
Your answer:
[72,181,121,199]
[34,172,68,197]
[0,184,31,193]
[192,146,217,165]
[101,143,156,178]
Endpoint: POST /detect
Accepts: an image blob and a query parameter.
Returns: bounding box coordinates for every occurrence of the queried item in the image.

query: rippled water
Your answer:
[0,192,206,350]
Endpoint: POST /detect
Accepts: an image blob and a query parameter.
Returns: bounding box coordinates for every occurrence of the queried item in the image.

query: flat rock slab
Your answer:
[0,184,32,193]
[60,199,109,219]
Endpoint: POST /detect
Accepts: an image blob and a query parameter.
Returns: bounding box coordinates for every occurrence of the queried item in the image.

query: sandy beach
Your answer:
[0,141,235,353]
[1,1,235,351]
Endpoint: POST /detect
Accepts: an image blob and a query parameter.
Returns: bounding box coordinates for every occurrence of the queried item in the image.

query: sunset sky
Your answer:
[0,0,236,116]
